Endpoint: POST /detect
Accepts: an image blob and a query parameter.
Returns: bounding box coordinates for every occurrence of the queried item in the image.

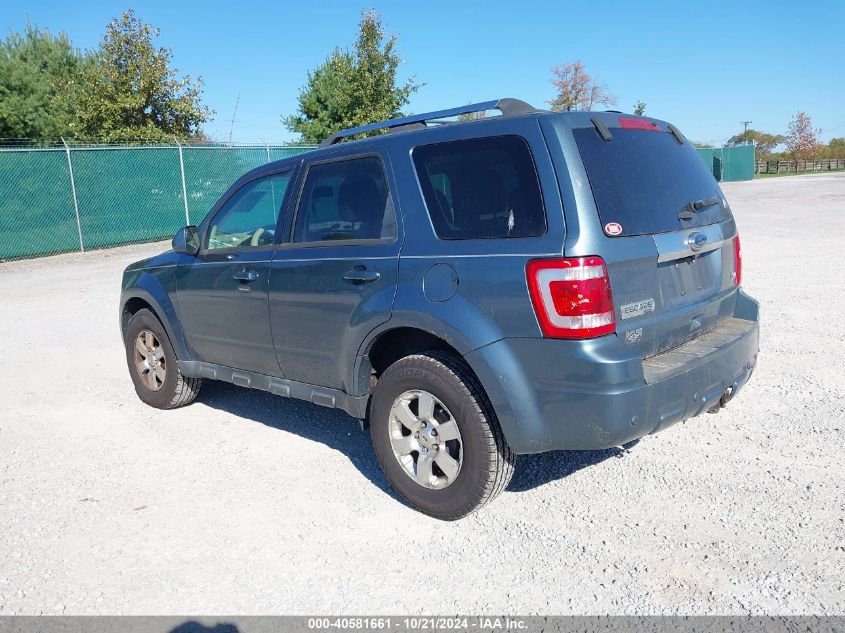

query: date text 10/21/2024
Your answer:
[307,617,528,630]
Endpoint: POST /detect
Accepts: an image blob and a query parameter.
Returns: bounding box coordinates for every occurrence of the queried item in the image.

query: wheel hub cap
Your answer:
[417,427,435,450]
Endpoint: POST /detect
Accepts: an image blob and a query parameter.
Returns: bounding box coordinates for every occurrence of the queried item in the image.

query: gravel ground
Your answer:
[0,173,843,615]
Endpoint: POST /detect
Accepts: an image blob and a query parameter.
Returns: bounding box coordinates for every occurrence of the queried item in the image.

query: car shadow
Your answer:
[169,622,239,633]
[196,381,402,502]
[196,381,637,499]
[506,441,639,492]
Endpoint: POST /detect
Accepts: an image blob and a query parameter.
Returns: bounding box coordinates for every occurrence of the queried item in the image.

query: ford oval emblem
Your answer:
[687,232,707,251]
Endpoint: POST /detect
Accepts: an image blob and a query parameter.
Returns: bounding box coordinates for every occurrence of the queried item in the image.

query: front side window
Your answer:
[207,172,292,250]
[293,156,396,243]
[413,135,546,240]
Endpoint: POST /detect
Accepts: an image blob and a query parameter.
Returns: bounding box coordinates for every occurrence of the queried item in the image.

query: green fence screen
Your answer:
[695,144,754,183]
[720,144,754,182]
[0,144,314,260]
[695,147,715,178]
[2,140,758,261]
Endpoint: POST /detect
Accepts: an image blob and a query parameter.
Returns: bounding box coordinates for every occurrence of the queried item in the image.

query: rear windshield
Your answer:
[574,126,728,236]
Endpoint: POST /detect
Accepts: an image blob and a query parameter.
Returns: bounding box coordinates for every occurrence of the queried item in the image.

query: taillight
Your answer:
[526,257,615,339]
[733,234,742,286]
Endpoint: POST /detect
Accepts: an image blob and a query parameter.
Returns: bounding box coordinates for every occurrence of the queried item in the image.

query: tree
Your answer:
[457,104,487,122]
[633,100,646,116]
[283,50,357,144]
[826,137,845,159]
[70,10,212,143]
[284,10,422,144]
[457,111,487,122]
[784,111,820,160]
[726,129,784,159]
[547,60,615,112]
[0,24,86,141]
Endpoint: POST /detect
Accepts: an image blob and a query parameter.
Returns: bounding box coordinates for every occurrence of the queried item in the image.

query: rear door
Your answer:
[550,116,741,357]
[268,150,401,392]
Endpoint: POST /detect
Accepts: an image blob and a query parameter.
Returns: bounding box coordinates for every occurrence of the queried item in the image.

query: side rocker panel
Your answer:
[178,360,368,419]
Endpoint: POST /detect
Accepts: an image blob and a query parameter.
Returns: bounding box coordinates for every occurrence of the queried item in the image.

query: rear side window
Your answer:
[574,127,728,237]
[413,135,546,240]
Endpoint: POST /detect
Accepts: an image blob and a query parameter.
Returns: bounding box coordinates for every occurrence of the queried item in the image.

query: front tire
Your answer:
[124,308,201,409]
[370,351,514,520]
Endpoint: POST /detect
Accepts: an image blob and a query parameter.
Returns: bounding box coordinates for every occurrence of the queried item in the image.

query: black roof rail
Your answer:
[320,98,541,147]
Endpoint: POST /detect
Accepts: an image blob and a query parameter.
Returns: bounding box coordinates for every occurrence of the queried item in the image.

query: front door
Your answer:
[269,152,401,392]
[177,170,294,376]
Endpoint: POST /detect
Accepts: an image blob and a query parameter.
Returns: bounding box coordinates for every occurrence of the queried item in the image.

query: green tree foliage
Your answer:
[283,51,356,144]
[0,24,85,140]
[283,10,422,144]
[726,129,784,159]
[818,137,845,159]
[633,100,646,116]
[547,60,615,112]
[457,105,487,122]
[70,10,212,143]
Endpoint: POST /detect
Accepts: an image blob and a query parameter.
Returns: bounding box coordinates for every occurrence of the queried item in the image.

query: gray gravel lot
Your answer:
[0,173,843,615]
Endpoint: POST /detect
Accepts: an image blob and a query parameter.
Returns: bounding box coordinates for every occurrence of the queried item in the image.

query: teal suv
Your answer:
[120,99,759,519]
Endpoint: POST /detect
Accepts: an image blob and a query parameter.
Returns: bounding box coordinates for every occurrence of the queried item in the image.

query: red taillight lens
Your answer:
[526,257,616,339]
[733,234,742,286]
[619,117,660,131]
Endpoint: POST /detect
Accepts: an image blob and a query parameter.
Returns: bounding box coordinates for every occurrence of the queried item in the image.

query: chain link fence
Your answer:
[0,144,315,260]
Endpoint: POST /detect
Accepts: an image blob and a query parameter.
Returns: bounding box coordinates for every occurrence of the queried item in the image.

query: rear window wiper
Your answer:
[679,196,720,220]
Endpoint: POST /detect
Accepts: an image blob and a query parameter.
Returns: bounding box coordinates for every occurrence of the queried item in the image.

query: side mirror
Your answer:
[172,225,200,256]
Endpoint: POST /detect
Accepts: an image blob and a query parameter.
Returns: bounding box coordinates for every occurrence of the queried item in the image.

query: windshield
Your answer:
[573,126,728,236]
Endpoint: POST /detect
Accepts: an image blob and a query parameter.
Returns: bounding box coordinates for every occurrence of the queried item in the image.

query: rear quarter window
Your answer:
[574,126,728,237]
[412,135,546,240]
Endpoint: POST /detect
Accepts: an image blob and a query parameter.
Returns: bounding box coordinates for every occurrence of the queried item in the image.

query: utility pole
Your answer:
[739,121,753,145]
[228,93,240,146]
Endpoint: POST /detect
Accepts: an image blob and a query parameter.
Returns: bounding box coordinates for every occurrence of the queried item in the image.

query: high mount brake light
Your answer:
[733,234,742,286]
[619,117,661,131]
[526,257,616,339]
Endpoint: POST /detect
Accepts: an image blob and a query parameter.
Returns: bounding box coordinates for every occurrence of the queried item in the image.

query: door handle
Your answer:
[233,268,259,282]
[343,267,380,283]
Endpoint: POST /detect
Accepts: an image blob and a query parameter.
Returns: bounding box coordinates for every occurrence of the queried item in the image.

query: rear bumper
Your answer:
[465,289,759,454]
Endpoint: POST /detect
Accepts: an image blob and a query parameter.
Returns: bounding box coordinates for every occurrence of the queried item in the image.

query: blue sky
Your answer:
[4,0,844,145]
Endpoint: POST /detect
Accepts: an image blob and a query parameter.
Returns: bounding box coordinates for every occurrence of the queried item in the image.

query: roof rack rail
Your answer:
[320,98,541,147]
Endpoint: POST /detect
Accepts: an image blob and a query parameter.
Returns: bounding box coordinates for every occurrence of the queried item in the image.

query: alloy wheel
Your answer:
[134,329,166,391]
[388,389,463,489]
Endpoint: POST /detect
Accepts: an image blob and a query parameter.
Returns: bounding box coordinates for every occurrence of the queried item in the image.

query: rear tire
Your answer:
[124,308,201,409]
[370,350,514,520]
